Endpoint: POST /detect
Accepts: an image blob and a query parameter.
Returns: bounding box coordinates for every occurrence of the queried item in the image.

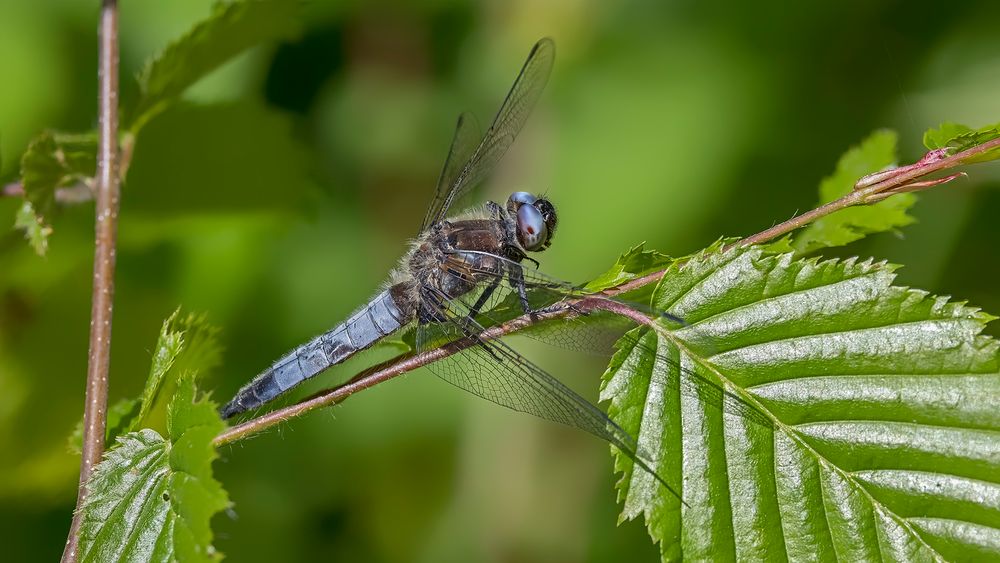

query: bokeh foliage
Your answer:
[2,1,999,561]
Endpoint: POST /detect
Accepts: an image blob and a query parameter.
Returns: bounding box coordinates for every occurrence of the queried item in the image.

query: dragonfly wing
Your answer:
[420,38,555,232]
[415,286,683,500]
[436,250,774,429]
[421,112,482,233]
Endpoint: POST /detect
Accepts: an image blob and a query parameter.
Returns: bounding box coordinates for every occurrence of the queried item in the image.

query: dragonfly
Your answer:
[221,38,771,500]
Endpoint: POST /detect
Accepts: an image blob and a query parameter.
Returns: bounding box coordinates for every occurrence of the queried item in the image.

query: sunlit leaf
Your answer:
[602,245,1000,561]
[67,309,222,454]
[129,0,302,131]
[791,130,916,254]
[130,310,222,434]
[924,122,1000,164]
[77,377,229,562]
[585,242,675,292]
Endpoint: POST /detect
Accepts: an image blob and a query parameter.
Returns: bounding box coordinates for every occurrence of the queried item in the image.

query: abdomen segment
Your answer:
[220,289,409,419]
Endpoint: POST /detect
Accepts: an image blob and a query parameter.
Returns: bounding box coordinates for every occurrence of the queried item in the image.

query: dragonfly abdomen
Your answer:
[220,289,409,419]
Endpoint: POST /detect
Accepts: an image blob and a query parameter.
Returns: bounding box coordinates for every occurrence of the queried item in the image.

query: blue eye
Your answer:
[508,191,537,207]
[516,203,548,251]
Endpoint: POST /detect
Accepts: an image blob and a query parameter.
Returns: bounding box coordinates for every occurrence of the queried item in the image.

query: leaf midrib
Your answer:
[655,325,948,560]
[83,438,169,563]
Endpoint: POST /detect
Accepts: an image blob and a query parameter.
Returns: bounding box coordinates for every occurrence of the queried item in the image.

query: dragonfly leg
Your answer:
[506,262,535,316]
[469,275,502,319]
[426,286,503,363]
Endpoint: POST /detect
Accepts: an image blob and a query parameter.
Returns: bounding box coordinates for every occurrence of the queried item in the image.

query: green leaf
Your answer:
[131,310,222,434]
[78,377,229,562]
[13,200,52,256]
[128,0,302,131]
[585,242,675,292]
[66,310,220,465]
[13,131,97,254]
[602,245,1000,561]
[924,122,1000,164]
[792,130,916,254]
[19,130,97,212]
[67,397,141,455]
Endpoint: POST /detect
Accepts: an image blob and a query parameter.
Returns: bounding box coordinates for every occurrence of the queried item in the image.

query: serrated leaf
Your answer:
[14,200,52,256]
[66,310,220,479]
[761,233,794,254]
[13,131,96,254]
[585,242,675,292]
[78,377,229,562]
[131,310,222,434]
[924,122,1000,164]
[791,130,916,254]
[19,130,97,212]
[601,245,1000,561]
[129,0,302,131]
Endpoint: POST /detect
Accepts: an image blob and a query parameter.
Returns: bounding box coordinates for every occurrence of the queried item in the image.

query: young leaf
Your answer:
[128,0,302,131]
[602,245,1000,561]
[77,377,229,562]
[791,130,916,254]
[131,310,222,434]
[924,122,1000,164]
[14,200,52,256]
[585,242,675,291]
[67,309,222,452]
[13,131,97,254]
[19,130,97,212]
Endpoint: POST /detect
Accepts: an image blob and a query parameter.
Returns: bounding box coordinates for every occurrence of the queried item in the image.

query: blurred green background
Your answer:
[1,1,998,561]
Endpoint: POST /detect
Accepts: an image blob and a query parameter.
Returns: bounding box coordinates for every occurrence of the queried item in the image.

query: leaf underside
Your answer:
[602,245,1000,562]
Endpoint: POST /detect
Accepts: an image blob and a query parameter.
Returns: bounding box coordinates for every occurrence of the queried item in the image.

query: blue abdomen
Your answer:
[220,289,409,419]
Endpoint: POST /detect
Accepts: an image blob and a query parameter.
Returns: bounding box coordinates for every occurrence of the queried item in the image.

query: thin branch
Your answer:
[215,136,1000,447]
[2,181,94,203]
[738,137,1000,247]
[215,304,572,447]
[62,1,120,561]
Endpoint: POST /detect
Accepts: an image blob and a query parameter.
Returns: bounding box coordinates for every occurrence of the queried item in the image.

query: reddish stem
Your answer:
[62,1,120,561]
[216,134,1000,447]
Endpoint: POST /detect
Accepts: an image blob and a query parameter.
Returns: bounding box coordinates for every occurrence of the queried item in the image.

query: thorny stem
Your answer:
[215,135,1000,447]
[62,2,120,562]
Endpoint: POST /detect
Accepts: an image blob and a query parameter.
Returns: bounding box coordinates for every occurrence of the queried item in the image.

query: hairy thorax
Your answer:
[388,205,517,321]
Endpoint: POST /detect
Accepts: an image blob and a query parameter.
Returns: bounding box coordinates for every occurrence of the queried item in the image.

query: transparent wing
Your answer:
[431,250,773,429]
[420,38,555,232]
[421,112,481,232]
[415,284,683,500]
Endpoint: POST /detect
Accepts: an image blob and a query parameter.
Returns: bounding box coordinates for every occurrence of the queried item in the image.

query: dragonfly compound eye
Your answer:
[508,191,537,207]
[516,201,549,251]
[534,198,557,249]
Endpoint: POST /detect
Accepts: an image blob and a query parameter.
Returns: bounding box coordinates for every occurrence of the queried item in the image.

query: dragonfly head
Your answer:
[507,191,557,252]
